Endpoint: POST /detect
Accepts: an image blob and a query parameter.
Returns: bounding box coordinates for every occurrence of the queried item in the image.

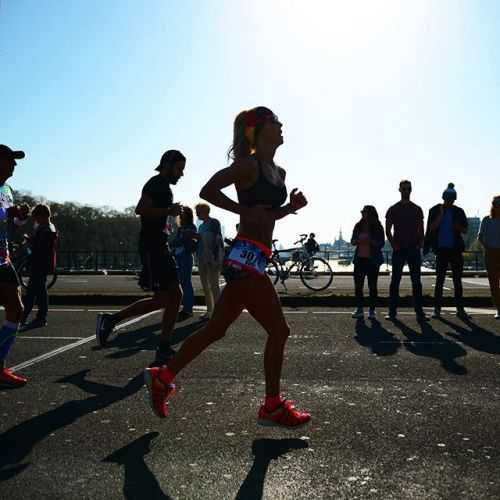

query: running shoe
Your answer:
[0,368,28,387]
[351,308,364,319]
[385,311,397,321]
[143,367,176,418]
[456,309,472,320]
[368,308,377,321]
[495,311,500,320]
[432,308,441,319]
[257,399,311,428]
[416,311,429,322]
[96,313,115,347]
[151,344,177,367]
[177,310,193,322]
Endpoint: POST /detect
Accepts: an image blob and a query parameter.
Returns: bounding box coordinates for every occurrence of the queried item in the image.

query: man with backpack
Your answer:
[195,203,223,319]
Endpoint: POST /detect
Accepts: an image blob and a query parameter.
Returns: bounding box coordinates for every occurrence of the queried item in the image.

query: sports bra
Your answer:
[237,160,288,209]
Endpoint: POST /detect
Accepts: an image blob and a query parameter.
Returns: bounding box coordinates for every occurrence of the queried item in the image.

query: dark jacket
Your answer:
[31,223,58,273]
[351,222,385,265]
[424,204,468,254]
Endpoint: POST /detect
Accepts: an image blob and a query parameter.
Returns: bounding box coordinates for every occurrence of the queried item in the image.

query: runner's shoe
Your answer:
[96,313,115,347]
[368,308,377,321]
[456,309,472,320]
[257,399,311,428]
[143,367,176,418]
[0,368,28,387]
[385,311,397,321]
[351,307,364,319]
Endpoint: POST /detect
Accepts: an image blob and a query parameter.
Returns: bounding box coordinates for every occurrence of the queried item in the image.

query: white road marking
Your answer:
[17,336,86,340]
[459,279,490,288]
[11,310,160,372]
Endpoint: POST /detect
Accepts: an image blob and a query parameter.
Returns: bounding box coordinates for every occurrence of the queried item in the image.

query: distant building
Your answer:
[465,217,481,249]
[332,229,352,252]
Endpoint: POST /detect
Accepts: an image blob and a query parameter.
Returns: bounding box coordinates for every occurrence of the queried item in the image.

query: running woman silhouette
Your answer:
[144,107,311,427]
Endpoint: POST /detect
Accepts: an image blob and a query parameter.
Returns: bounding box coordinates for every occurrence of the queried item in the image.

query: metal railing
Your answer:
[54,249,488,272]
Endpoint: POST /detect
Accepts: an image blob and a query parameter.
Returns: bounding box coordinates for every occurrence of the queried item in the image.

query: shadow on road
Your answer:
[440,317,500,355]
[235,438,308,500]
[103,432,172,500]
[0,370,143,481]
[103,319,207,360]
[392,319,467,375]
[354,318,402,356]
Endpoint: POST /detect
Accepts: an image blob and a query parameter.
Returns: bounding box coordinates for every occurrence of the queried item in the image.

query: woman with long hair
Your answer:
[144,106,311,427]
[172,206,198,321]
[478,196,500,319]
[350,205,385,320]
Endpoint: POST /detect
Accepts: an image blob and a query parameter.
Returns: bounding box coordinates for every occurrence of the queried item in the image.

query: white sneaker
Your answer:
[495,311,500,320]
[368,309,377,320]
[351,308,364,319]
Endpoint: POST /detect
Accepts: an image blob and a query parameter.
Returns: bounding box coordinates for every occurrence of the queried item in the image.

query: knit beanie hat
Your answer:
[442,183,457,202]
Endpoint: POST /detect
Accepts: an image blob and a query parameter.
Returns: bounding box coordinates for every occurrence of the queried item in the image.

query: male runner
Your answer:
[96,150,185,366]
[0,144,27,387]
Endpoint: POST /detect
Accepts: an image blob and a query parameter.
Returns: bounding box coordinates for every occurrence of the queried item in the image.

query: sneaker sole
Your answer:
[257,417,311,428]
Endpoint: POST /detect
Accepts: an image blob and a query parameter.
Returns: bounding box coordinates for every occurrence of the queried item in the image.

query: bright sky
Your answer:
[1,0,499,245]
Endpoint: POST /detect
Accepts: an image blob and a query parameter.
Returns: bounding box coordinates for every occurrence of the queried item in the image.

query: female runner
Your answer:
[144,106,311,427]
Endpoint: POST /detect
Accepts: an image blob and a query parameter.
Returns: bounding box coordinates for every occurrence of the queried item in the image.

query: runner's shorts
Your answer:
[223,237,272,283]
[0,263,21,287]
[143,246,179,291]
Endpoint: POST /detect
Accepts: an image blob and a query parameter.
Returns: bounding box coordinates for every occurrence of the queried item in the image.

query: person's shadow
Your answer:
[235,438,308,500]
[103,432,172,500]
[0,370,143,481]
[101,319,207,360]
[354,318,402,356]
[439,316,500,355]
[392,319,468,375]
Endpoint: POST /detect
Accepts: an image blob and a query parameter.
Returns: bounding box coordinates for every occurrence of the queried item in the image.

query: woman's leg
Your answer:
[178,254,194,313]
[486,251,500,310]
[244,275,290,397]
[367,264,380,310]
[353,260,366,309]
[199,262,215,315]
[166,279,246,374]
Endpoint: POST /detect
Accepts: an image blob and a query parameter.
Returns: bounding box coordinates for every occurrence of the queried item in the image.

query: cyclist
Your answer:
[144,106,311,427]
[304,233,320,256]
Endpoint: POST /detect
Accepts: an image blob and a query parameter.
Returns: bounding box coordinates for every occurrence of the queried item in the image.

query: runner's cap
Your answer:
[0,145,25,161]
[155,150,185,171]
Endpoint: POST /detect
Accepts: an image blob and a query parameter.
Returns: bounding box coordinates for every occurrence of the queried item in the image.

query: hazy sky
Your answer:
[1,0,499,245]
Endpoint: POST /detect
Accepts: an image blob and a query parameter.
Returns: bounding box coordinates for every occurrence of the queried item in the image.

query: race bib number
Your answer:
[225,239,268,275]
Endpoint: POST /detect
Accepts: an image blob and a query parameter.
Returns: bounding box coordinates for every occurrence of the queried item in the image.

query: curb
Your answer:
[48,294,495,308]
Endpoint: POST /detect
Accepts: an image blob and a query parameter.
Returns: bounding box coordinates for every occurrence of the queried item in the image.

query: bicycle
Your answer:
[9,237,58,290]
[266,234,333,292]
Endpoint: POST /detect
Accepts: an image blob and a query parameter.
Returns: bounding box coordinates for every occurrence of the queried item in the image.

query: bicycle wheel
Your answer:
[299,257,333,291]
[265,259,280,285]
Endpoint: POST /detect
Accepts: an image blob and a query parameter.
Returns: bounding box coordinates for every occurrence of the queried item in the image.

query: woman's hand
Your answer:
[290,189,307,212]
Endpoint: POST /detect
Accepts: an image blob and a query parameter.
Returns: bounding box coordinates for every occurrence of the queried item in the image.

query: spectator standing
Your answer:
[478,195,500,319]
[351,206,385,320]
[21,204,58,328]
[173,206,198,321]
[385,180,427,321]
[424,183,469,319]
[195,203,223,319]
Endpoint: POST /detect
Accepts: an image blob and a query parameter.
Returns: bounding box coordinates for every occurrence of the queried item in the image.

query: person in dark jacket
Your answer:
[424,183,469,319]
[21,204,58,328]
[350,205,385,320]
